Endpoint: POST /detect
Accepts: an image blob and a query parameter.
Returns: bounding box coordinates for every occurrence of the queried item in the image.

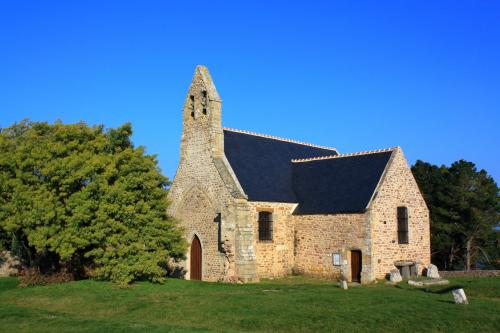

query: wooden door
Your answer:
[190,235,202,280]
[351,250,362,283]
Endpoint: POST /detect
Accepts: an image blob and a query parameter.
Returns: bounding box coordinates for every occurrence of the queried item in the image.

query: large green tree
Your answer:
[0,120,186,285]
[412,160,500,270]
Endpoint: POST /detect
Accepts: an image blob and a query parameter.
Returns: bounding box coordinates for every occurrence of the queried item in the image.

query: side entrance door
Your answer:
[351,250,362,283]
[190,235,202,280]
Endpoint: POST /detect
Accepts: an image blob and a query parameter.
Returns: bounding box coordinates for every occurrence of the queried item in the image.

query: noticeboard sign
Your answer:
[332,253,341,266]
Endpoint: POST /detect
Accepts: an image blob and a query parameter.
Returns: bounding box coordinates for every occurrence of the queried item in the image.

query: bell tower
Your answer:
[180,65,224,160]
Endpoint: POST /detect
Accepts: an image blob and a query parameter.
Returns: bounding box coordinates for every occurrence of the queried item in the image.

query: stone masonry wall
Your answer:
[248,201,296,278]
[369,148,431,279]
[291,213,370,282]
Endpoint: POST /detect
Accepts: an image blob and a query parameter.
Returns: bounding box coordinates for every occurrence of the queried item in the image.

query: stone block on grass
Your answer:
[389,269,403,283]
[452,289,468,305]
[426,264,440,279]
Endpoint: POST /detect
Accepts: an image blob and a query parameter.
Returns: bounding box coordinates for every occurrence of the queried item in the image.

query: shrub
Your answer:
[18,267,73,287]
[0,120,186,285]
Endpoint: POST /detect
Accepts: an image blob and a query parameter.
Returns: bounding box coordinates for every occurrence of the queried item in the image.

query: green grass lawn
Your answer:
[0,276,499,333]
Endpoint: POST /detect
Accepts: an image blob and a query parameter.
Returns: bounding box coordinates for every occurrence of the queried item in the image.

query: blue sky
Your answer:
[1,1,499,183]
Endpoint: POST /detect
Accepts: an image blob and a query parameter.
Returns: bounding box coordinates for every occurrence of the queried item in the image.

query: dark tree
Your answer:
[412,160,500,270]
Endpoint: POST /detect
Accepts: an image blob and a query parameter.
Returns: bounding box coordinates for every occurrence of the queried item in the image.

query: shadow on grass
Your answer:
[437,300,455,304]
[425,285,464,294]
[394,283,464,295]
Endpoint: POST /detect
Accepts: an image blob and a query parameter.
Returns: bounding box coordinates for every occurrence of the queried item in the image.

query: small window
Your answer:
[201,91,207,115]
[189,95,195,118]
[397,206,409,244]
[258,211,273,241]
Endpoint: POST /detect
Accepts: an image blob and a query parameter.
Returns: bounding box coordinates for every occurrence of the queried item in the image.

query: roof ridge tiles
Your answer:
[223,127,338,152]
[291,146,398,163]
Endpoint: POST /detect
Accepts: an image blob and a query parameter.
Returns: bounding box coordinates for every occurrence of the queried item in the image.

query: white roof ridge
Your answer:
[291,147,398,163]
[223,127,338,152]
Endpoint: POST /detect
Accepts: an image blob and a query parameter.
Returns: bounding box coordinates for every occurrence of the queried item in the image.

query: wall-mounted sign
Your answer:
[332,253,341,266]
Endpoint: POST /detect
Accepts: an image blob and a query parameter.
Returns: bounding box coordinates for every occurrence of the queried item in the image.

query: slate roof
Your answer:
[223,128,394,214]
[223,129,337,203]
[292,151,393,214]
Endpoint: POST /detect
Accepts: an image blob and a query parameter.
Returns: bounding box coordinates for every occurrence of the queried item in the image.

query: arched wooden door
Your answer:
[351,250,362,283]
[190,235,202,280]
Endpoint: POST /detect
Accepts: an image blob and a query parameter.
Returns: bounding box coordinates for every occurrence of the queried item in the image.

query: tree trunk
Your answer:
[466,238,472,272]
[448,242,455,269]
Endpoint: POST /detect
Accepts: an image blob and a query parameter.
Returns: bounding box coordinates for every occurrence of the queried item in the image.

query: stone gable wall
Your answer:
[168,118,236,281]
[291,213,370,282]
[248,201,296,278]
[174,185,224,281]
[167,66,257,282]
[369,148,431,279]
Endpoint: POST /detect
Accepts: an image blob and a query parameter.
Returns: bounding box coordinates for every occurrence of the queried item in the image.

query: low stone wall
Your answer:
[0,251,21,277]
[440,270,500,278]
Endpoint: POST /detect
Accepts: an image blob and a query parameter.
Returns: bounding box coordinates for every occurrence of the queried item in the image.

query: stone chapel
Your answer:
[167,66,431,283]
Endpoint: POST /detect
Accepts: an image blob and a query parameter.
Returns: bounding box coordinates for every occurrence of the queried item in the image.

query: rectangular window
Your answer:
[258,211,273,241]
[397,206,409,244]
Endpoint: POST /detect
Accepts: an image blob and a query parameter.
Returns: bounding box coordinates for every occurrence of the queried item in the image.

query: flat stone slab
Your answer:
[408,279,450,287]
[394,260,416,266]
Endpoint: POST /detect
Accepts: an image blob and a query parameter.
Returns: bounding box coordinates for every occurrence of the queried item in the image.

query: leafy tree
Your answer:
[0,120,186,285]
[482,229,500,269]
[412,160,500,270]
[412,161,455,269]
[447,161,500,270]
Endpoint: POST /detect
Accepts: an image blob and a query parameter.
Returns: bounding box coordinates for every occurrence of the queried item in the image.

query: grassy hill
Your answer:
[0,276,498,332]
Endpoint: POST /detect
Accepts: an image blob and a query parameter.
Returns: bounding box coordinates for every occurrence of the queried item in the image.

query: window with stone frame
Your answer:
[258,211,273,241]
[397,206,409,244]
